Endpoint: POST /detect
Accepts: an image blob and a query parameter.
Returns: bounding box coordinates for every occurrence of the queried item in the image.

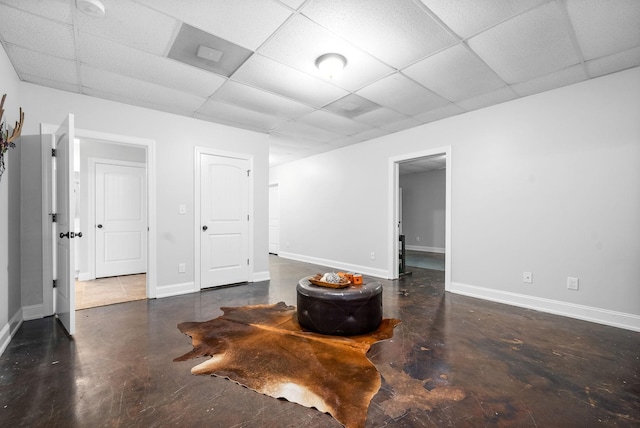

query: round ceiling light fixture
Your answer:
[76,0,106,18]
[315,53,347,79]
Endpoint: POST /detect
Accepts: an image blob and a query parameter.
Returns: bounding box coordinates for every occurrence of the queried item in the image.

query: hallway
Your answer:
[1,256,638,427]
[75,274,146,310]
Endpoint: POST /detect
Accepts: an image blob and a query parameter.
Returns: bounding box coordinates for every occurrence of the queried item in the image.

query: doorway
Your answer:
[399,154,446,272]
[41,124,157,319]
[388,147,451,289]
[269,183,280,255]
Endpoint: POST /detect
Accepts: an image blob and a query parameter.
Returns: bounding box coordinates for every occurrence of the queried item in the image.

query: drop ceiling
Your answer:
[0,0,638,167]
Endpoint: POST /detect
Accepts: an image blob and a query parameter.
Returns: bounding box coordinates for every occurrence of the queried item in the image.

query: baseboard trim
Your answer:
[405,245,445,253]
[251,271,270,283]
[278,252,390,279]
[450,282,640,332]
[0,308,24,356]
[78,272,93,281]
[23,304,44,321]
[156,282,196,299]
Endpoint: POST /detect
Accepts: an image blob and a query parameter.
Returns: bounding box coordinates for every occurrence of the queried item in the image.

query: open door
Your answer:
[54,114,76,335]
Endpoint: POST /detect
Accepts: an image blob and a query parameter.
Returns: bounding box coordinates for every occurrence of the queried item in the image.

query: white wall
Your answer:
[271,67,640,330]
[0,44,22,354]
[17,82,270,300]
[400,169,446,252]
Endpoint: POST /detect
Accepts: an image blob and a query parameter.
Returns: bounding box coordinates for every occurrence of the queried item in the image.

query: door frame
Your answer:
[41,124,157,315]
[388,146,452,290]
[194,146,254,291]
[268,182,280,255]
[87,158,147,281]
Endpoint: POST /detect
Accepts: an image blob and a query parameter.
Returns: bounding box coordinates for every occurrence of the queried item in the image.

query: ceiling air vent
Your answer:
[168,24,252,77]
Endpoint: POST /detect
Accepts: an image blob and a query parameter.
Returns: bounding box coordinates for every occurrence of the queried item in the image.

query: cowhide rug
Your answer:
[174,302,400,428]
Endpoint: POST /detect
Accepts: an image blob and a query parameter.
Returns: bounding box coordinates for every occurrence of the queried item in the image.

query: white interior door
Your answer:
[269,184,280,254]
[95,162,147,278]
[55,114,76,335]
[200,154,249,288]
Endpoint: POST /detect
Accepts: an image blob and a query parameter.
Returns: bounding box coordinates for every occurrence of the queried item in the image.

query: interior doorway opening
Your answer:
[41,123,157,321]
[74,139,148,309]
[388,147,452,290]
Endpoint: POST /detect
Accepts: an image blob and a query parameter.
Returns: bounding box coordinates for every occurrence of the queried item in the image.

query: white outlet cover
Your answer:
[523,272,532,283]
[567,277,579,290]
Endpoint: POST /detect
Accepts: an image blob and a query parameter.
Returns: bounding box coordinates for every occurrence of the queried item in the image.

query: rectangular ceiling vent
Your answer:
[168,23,252,77]
[323,94,381,119]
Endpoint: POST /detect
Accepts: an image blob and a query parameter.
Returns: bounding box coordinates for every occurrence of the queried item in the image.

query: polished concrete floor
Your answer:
[76,274,147,310]
[1,256,638,427]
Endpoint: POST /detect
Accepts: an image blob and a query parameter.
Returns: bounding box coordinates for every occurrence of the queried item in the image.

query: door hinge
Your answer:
[247,259,250,265]
[247,214,250,221]
[51,213,57,223]
[247,170,251,177]
[53,279,57,288]
[51,148,57,157]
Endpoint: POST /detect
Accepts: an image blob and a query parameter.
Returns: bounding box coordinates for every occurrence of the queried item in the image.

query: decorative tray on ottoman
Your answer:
[308,273,351,289]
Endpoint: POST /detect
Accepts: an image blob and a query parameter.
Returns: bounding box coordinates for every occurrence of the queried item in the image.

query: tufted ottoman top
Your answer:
[297,276,382,300]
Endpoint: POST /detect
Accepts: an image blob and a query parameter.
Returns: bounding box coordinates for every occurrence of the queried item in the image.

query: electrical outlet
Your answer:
[416,236,420,242]
[179,204,186,214]
[370,252,376,260]
[523,272,533,283]
[567,277,579,290]
[178,263,186,273]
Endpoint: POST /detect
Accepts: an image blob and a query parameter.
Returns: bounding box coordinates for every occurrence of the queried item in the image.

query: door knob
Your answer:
[76,232,83,238]
[97,224,103,228]
[59,232,70,239]
[202,225,208,231]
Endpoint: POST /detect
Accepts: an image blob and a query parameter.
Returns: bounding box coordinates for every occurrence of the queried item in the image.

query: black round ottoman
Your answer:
[296,276,383,336]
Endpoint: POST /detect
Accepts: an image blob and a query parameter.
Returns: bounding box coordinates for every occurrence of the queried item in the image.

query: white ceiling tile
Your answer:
[468,2,580,84]
[269,133,329,150]
[0,0,72,24]
[302,0,457,68]
[586,47,640,78]
[196,100,288,133]
[403,43,506,101]
[133,0,291,51]
[232,55,349,108]
[5,43,78,85]
[81,66,206,113]
[456,86,518,111]
[210,81,315,120]
[511,64,588,97]
[0,5,75,59]
[271,121,344,143]
[258,14,393,91]
[353,108,409,127]
[413,103,465,124]
[76,0,178,56]
[326,136,361,148]
[350,128,391,142]
[276,0,306,10]
[419,0,545,38]
[297,110,372,136]
[78,32,225,97]
[356,73,450,115]
[566,0,640,61]
[82,87,199,117]
[378,117,422,133]
[20,72,81,94]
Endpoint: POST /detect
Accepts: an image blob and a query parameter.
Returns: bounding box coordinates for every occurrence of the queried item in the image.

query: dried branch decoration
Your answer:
[0,93,26,181]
